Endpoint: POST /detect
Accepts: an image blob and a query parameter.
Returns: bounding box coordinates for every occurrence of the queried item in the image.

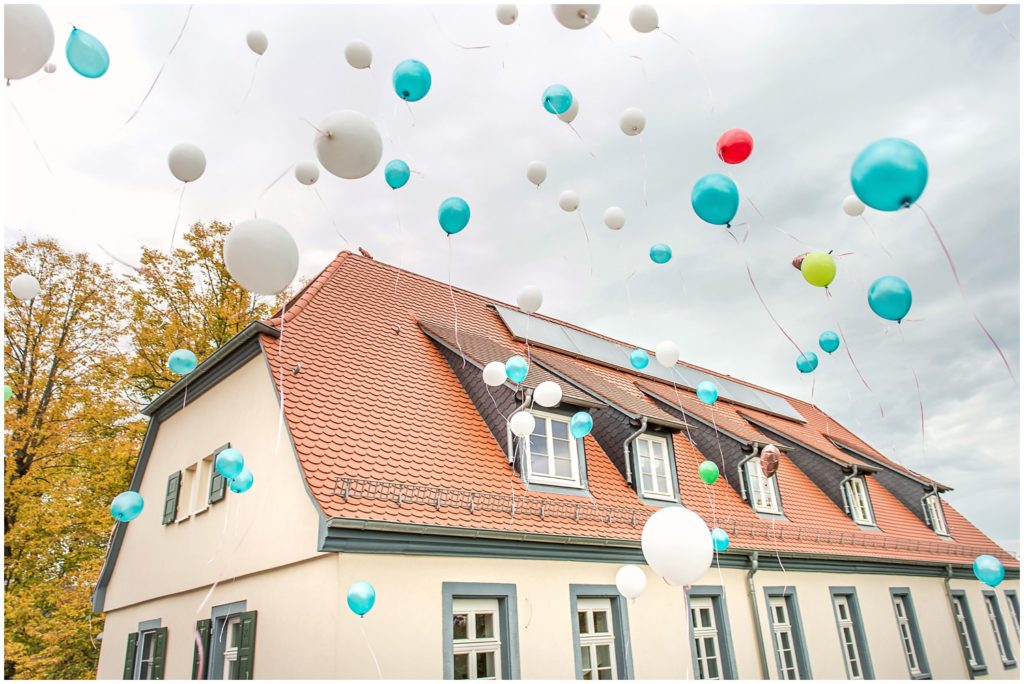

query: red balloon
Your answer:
[717,128,754,164]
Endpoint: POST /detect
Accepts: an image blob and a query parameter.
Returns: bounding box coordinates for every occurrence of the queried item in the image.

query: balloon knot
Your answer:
[902,199,912,209]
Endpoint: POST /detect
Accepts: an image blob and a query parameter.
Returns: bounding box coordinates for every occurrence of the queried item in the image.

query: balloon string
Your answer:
[999,19,1018,41]
[97,243,143,274]
[314,186,351,247]
[8,96,52,174]
[428,9,491,49]
[897,325,926,459]
[299,117,328,137]
[357,618,384,679]
[240,56,261,108]
[859,215,893,259]
[447,236,466,367]
[834,315,885,421]
[565,122,596,158]
[630,55,647,80]
[772,518,790,597]
[577,213,594,277]
[915,203,1017,386]
[677,40,715,115]
[170,183,187,251]
[707,403,731,488]
[255,163,293,217]
[125,4,193,124]
[746,197,807,246]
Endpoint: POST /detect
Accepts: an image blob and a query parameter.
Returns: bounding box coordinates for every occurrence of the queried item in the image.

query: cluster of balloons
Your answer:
[973,554,1005,587]
[347,580,376,616]
[168,349,198,375]
[216,448,254,494]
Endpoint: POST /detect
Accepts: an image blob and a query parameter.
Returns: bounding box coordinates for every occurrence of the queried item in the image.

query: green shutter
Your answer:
[192,619,212,680]
[208,470,226,504]
[151,627,168,680]
[162,471,181,524]
[123,632,139,679]
[235,611,258,680]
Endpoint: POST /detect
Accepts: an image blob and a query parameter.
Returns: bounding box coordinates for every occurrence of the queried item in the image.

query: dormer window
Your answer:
[636,434,673,501]
[526,410,582,488]
[924,494,948,535]
[845,477,874,526]
[745,460,781,514]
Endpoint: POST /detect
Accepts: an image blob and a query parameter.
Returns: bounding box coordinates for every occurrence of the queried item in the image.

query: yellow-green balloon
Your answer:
[801,251,836,288]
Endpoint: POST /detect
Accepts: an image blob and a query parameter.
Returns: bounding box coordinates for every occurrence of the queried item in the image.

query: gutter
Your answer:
[622,417,648,484]
[839,464,860,514]
[945,564,975,680]
[747,552,770,679]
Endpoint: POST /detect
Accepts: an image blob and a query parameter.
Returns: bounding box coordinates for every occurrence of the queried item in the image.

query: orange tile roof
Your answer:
[260,251,1016,568]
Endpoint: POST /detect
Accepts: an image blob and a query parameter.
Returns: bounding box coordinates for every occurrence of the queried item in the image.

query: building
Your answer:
[93,250,1019,680]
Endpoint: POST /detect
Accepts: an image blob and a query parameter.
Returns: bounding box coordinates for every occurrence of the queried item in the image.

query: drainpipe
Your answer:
[737,444,760,501]
[921,484,939,525]
[746,552,770,679]
[622,417,647,484]
[839,464,860,514]
[944,564,975,680]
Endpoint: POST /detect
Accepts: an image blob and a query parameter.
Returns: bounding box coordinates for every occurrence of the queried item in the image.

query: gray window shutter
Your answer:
[162,471,181,524]
[123,632,139,679]
[236,611,258,680]
[192,619,212,680]
[208,470,226,504]
[151,627,168,680]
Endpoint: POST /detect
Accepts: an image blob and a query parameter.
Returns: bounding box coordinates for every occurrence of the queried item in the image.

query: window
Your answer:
[123,621,167,680]
[223,616,243,679]
[139,629,158,679]
[636,434,673,500]
[525,411,582,488]
[983,591,1016,668]
[764,588,810,680]
[1006,591,1020,637]
[844,477,873,526]
[687,587,737,680]
[746,461,780,514]
[443,583,520,680]
[569,586,633,680]
[890,589,929,679]
[166,446,228,525]
[830,590,873,680]
[194,602,257,680]
[177,464,196,522]
[951,592,986,674]
[923,494,948,535]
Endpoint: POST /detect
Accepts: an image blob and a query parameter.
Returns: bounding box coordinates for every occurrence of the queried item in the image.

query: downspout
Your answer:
[737,445,760,501]
[945,564,975,680]
[622,417,648,484]
[921,484,939,525]
[839,464,860,514]
[747,551,770,679]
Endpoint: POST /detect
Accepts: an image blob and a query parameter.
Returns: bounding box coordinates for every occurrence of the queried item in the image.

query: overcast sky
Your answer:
[4,3,1020,552]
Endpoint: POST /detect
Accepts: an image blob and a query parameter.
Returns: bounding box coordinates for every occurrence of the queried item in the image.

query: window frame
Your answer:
[206,600,254,680]
[443,583,520,680]
[889,588,930,679]
[923,494,948,536]
[950,590,987,675]
[829,588,874,680]
[763,587,811,680]
[1006,590,1020,638]
[452,598,502,680]
[687,586,738,680]
[745,461,782,515]
[844,477,874,526]
[524,409,584,489]
[132,619,163,680]
[576,597,617,680]
[569,584,634,680]
[634,432,676,502]
[982,590,1017,669]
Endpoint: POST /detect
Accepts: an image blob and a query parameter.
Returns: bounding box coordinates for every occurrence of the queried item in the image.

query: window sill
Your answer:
[1001,659,1016,670]
[910,672,931,680]
[524,481,592,498]
[968,665,988,675]
[638,494,678,507]
[752,509,787,521]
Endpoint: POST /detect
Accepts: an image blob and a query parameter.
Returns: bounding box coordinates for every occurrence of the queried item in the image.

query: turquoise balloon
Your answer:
[504,355,528,384]
[542,84,573,115]
[796,352,818,374]
[66,28,110,78]
[438,197,470,235]
[696,380,719,405]
[630,348,650,370]
[818,331,840,354]
[691,174,739,226]
[649,243,672,264]
[347,581,377,616]
[393,59,431,101]
[229,467,254,494]
[570,411,593,438]
[384,160,410,189]
[973,554,1005,588]
[216,448,245,479]
[851,139,928,211]
[168,349,198,375]
[868,275,913,322]
[111,491,144,522]
[711,527,730,552]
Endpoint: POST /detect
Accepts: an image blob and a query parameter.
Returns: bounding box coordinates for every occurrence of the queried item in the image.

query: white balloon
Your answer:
[246,30,268,55]
[619,107,646,136]
[629,5,659,33]
[533,381,563,408]
[526,161,548,187]
[552,4,601,29]
[168,143,206,183]
[558,97,580,123]
[314,110,383,180]
[615,564,647,599]
[510,411,536,438]
[483,361,508,387]
[223,219,299,296]
[43,62,55,74]
[517,285,543,314]
[603,206,625,230]
[842,195,865,217]
[344,40,372,69]
[4,5,54,81]
[641,506,713,586]
[496,4,519,25]
[294,161,320,186]
[559,190,580,212]
[655,340,679,368]
[975,4,1006,14]
[10,273,40,301]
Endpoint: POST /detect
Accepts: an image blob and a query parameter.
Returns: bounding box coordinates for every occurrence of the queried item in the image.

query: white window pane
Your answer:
[636,439,648,457]
[552,437,571,458]
[593,611,609,634]
[554,455,572,478]
[551,419,569,439]
[641,472,654,492]
[530,452,548,476]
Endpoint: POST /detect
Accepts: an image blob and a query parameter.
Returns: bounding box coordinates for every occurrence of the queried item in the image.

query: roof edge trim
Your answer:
[741,415,880,473]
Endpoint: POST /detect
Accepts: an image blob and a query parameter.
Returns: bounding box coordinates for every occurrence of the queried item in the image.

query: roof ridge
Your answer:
[266,250,354,327]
